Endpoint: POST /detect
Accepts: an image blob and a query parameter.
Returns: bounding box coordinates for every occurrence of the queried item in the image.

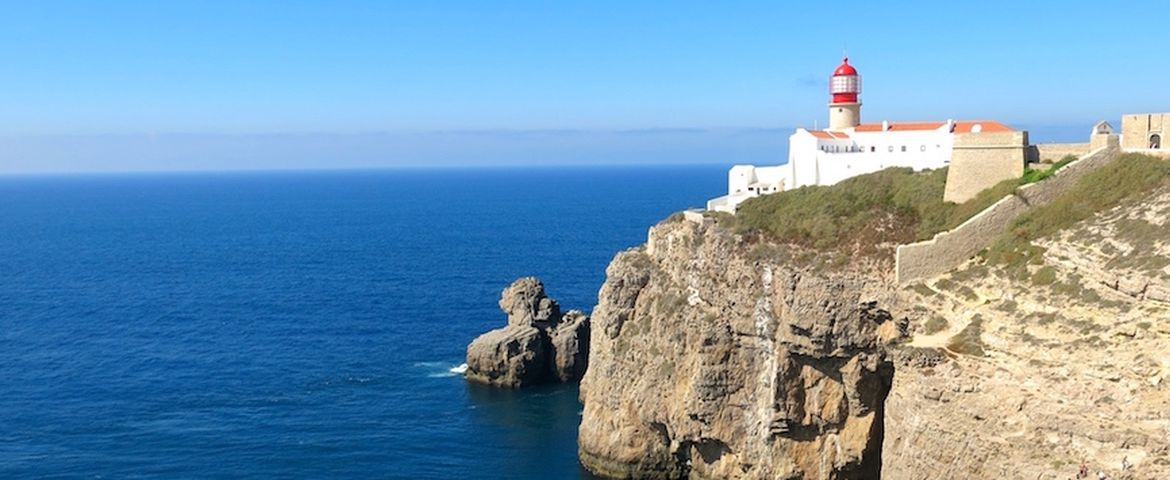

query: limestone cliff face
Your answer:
[579,186,1170,479]
[579,218,902,479]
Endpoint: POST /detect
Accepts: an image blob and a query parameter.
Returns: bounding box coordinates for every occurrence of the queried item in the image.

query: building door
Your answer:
[1151,134,1162,149]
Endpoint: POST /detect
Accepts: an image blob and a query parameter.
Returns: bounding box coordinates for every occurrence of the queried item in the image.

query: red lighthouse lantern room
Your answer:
[830,57,861,104]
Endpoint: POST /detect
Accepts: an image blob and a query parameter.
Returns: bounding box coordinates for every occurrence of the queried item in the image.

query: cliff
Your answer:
[579,217,904,479]
[580,176,1170,478]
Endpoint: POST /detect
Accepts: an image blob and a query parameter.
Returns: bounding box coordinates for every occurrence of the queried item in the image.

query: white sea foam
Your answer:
[417,362,467,378]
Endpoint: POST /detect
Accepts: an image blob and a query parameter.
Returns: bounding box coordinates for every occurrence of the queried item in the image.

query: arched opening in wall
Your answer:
[1151,134,1162,149]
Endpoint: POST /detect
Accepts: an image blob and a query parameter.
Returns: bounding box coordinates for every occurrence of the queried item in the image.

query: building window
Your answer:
[920,145,926,152]
[1151,134,1162,149]
[871,146,876,152]
[901,146,907,152]
[888,146,894,152]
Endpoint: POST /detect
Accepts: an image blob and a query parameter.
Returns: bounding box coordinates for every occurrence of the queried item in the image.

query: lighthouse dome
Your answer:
[833,57,858,76]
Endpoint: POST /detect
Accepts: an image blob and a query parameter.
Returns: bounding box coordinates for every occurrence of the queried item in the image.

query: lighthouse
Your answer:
[707,55,1030,213]
[828,57,861,131]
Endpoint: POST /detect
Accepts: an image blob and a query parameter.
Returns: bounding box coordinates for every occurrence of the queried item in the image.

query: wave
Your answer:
[417,362,467,378]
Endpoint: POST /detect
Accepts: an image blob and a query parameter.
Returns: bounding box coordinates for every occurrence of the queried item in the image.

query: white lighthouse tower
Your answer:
[828,57,861,130]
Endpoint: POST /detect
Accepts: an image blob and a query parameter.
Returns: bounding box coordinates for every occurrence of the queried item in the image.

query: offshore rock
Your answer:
[465,277,590,388]
[550,310,590,382]
[579,217,899,479]
[465,325,549,388]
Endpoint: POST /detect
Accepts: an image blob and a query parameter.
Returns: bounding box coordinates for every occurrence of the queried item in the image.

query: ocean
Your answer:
[0,165,726,479]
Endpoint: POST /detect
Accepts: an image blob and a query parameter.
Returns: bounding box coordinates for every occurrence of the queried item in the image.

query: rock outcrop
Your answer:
[578,182,1170,479]
[465,277,590,388]
[579,217,903,479]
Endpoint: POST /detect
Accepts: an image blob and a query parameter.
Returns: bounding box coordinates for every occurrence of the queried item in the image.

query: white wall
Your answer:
[802,130,953,187]
[711,127,958,213]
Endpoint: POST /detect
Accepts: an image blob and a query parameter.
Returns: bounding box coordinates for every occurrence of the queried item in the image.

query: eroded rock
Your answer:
[579,219,897,479]
[465,277,590,388]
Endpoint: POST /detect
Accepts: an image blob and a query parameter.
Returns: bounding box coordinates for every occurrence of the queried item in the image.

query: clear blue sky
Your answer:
[2,1,1166,173]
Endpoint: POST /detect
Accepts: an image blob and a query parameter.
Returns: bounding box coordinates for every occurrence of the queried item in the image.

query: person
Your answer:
[1121,456,1131,470]
[1078,462,1088,478]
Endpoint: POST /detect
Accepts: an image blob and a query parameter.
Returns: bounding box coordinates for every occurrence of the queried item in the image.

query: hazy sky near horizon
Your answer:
[2,1,1167,173]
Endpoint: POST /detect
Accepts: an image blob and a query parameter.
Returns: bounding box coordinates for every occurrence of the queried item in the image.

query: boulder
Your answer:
[465,277,590,388]
[465,325,548,388]
[500,277,562,326]
[550,310,590,382]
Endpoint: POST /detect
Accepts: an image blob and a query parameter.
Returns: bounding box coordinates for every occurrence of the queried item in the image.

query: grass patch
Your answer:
[947,314,987,356]
[1020,155,1076,184]
[987,154,1170,267]
[923,315,950,335]
[734,167,1016,256]
[950,264,990,283]
[955,286,979,302]
[908,283,938,297]
[1031,266,1058,286]
[934,278,957,291]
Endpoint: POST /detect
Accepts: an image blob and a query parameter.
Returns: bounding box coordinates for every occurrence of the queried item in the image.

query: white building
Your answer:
[708,57,1021,212]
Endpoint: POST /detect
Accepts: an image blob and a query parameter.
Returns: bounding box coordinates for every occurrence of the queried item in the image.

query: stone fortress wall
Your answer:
[1122,113,1170,155]
[896,143,1120,285]
[1034,142,1090,160]
[942,131,1029,203]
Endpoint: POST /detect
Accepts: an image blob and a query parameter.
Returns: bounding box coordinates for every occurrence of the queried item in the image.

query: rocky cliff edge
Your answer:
[579,216,905,479]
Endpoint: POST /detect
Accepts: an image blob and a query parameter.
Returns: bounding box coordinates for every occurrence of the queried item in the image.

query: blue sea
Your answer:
[0,165,725,479]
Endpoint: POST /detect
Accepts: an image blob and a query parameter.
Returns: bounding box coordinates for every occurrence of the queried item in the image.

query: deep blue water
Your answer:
[0,165,725,479]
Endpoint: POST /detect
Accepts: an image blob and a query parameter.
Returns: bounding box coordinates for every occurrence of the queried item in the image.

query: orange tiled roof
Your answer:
[853,120,1015,133]
[809,130,851,139]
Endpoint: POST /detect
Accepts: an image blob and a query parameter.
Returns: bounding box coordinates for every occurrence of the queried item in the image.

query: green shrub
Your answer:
[923,315,949,335]
[908,283,938,297]
[1020,155,1076,185]
[1031,266,1058,286]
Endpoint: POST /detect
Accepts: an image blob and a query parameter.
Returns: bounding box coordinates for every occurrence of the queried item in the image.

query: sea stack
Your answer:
[465,277,590,388]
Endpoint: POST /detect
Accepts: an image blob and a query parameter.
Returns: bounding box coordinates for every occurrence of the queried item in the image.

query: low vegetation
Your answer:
[731,167,1017,256]
[946,314,986,356]
[1019,155,1076,185]
[922,315,949,335]
[984,153,1170,269]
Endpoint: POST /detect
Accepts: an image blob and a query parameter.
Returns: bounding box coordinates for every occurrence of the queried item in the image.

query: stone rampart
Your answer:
[896,147,1119,284]
[1034,142,1090,161]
